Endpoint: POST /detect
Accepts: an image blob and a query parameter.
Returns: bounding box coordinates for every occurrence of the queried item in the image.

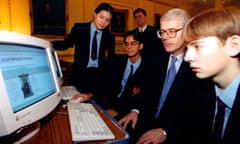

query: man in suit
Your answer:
[119,8,211,144]
[105,30,147,121]
[52,3,115,104]
[184,7,240,144]
[131,8,165,61]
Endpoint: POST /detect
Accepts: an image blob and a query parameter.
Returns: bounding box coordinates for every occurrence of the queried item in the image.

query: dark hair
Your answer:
[124,30,143,43]
[133,8,147,17]
[95,3,113,15]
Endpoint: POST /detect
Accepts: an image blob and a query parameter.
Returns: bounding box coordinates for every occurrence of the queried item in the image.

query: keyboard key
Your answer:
[67,102,115,142]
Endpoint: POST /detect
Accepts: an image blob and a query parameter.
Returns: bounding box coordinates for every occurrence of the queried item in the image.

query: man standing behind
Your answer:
[52,3,115,104]
[132,8,165,61]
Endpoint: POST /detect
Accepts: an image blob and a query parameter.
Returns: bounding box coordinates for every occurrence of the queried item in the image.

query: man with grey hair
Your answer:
[119,8,212,144]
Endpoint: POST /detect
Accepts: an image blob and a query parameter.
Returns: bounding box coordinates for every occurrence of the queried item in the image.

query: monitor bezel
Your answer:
[0,30,62,137]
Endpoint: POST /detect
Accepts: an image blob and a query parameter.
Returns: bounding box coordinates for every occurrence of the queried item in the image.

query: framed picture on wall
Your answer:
[30,0,67,37]
[110,8,128,36]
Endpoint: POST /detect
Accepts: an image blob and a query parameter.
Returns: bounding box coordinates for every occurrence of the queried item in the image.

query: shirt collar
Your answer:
[169,53,184,71]
[139,24,147,32]
[91,22,101,33]
[215,74,240,108]
[127,57,142,72]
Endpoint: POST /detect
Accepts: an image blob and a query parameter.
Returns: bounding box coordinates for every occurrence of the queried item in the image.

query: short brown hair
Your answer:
[183,7,240,45]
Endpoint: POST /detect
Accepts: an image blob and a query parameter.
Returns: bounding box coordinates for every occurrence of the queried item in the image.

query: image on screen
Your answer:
[0,43,56,113]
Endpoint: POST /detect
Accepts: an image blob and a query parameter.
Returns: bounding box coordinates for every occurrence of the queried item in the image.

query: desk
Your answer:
[0,101,129,144]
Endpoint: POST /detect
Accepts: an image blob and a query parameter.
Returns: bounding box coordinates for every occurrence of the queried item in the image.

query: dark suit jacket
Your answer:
[221,85,240,144]
[52,22,115,104]
[104,55,147,119]
[205,84,240,144]
[131,25,166,61]
[190,75,240,144]
[136,54,215,144]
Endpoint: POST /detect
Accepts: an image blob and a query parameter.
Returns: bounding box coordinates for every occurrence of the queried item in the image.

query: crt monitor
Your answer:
[51,48,64,86]
[0,30,62,138]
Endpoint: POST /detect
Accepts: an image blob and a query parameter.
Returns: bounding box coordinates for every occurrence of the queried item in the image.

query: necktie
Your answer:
[118,64,133,98]
[91,31,98,60]
[129,64,133,77]
[155,56,177,118]
[213,97,225,143]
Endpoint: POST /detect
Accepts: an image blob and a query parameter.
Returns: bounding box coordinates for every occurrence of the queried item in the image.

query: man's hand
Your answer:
[136,128,167,144]
[71,93,93,102]
[118,111,138,129]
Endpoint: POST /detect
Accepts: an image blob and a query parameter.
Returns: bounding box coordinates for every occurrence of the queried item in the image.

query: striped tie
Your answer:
[213,97,225,143]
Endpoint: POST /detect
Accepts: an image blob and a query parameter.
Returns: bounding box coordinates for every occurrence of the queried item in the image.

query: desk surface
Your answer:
[1,101,129,144]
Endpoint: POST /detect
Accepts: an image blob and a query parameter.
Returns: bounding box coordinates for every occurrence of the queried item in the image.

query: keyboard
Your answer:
[67,102,115,142]
[61,85,80,100]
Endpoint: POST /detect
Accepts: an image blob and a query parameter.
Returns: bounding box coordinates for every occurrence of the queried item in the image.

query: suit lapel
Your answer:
[223,84,240,142]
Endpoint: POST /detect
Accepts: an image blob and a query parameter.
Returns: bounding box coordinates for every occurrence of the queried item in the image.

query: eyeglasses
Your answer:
[157,28,183,38]
[123,41,139,47]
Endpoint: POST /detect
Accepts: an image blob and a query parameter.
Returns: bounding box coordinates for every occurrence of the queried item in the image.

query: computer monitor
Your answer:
[51,48,64,86]
[0,30,62,140]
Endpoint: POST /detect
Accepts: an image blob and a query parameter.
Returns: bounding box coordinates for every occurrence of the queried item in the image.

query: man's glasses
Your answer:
[157,28,183,38]
[123,41,139,47]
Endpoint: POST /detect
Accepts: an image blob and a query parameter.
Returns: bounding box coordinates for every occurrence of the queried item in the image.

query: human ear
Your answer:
[139,43,144,50]
[229,35,240,57]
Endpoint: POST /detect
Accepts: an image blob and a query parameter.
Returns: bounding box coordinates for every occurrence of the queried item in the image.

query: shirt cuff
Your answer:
[131,109,140,114]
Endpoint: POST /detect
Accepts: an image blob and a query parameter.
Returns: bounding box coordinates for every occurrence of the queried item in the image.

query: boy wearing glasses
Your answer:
[104,30,147,122]
[184,7,240,144]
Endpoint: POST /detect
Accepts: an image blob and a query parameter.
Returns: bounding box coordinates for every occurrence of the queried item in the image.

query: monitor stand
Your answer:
[0,122,41,144]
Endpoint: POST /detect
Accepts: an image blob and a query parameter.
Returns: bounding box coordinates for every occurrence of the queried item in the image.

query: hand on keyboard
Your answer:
[71,93,93,103]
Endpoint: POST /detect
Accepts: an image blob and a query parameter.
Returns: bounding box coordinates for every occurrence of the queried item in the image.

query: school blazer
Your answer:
[193,76,240,144]
[52,22,115,92]
[52,22,115,75]
[213,85,240,144]
[105,55,147,117]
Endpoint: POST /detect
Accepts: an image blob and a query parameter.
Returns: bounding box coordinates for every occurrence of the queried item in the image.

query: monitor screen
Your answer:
[0,30,61,139]
[0,44,56,113]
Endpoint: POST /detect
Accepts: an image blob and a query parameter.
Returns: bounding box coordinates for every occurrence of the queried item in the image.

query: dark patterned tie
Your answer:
[91,31,98,60]
[213,97,225,143]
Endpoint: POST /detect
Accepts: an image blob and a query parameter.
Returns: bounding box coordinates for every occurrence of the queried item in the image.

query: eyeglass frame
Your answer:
[157,28,183,38]
[123,41,140,47]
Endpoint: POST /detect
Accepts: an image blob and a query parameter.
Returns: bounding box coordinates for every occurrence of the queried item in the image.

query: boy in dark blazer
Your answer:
[52,3,115,104]
[184,7,240,144]
[104,30,150,143]
[105,30,147,120]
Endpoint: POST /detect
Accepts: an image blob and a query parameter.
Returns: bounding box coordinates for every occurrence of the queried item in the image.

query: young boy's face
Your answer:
[93,10,112,30]
[124,35,143,58]
[184,36,229,80]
